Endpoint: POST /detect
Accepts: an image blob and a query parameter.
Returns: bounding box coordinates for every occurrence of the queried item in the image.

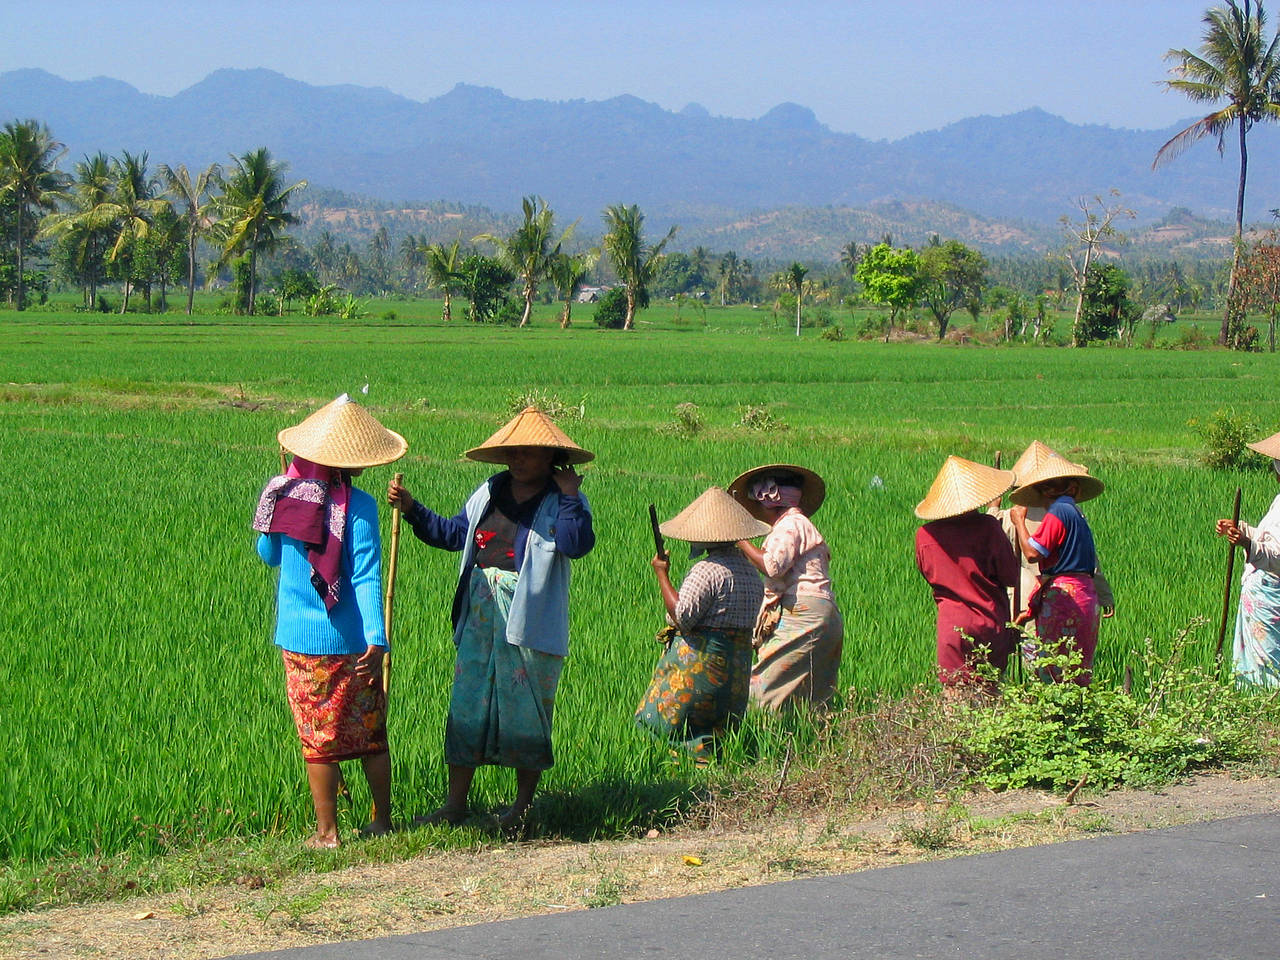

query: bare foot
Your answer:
[360,821,393,838]
[497,805,529,839]
[304,833,340,850]
[413,805,467,827]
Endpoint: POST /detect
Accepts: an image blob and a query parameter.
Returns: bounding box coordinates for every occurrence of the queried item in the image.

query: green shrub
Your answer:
[1190,409,1261,470]
[657,402,703,438]
[593,288,628,329]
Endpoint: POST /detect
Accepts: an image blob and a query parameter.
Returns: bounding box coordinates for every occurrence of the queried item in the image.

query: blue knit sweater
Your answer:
[257,486,387,655]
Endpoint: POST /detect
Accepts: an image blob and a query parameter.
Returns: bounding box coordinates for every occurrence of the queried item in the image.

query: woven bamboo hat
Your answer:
[728,463,826,519]
[915,456,1016,521]
[464,406,594,465]
[1010,440,1061,483]
[1009,454,1104,506]
[278,394,408,469]
[1247,430,1280,460]
[660,487,772,543]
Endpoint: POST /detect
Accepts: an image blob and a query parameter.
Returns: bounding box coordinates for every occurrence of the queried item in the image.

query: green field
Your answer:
[2,302,1277,868]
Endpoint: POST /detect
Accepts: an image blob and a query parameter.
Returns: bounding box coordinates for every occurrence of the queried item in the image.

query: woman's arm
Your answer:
[256,532,281,567]
[652,555,679,620]
[391,477,469,551]
[1009,505,1048,565]
[553,491,595,558]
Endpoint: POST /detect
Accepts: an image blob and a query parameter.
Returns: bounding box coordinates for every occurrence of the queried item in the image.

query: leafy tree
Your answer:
[210,148,307,314]
[0,119,65,310]
[456,253,515,323]
[918,238,988,340]
[157,162,219,315]
[475,196,575,327]
[854,242,921,340]
[549,248,599,328]
[273,268,320,315]
[1156,0,1280,345]
[1061,192,1134,347]
[1235,229,1280,349]
[689,245,711,288]
[601,203,677,330]
[422,239,462,322]
[1078,263,1138,344]
[592,286,628,329]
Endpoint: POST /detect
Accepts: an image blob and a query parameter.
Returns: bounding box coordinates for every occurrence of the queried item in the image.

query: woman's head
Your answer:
[505,445,556,485]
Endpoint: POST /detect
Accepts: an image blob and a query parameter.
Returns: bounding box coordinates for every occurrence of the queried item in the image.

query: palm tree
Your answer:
[718,250,741,306]
[689,245,711,287]
[1155,0,1280,344]
[157,162,219,315]
[210,148,307,314]
[0,119,66,310]
[40,152,112,307]
[400,233,424,290]
[422,239,461,322]
[475,196,575,327]
[839,241,863,278]
[102,152,168,313]
[601,203,677,330]
[549,248,600,328]
[786,261,809,336]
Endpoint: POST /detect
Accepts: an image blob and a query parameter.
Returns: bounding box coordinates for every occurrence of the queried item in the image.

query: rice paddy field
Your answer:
[2,301,1278,871]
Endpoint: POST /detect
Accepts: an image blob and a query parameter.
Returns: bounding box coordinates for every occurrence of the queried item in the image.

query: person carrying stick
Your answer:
[253,394,407,849]
[1215,430,1280,687]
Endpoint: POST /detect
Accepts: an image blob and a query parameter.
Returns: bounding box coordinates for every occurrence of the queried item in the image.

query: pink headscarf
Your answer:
[750,477,803,511]
[252,456,350,611]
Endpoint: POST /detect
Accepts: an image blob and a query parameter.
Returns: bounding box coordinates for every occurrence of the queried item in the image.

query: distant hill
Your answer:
[1,67,1271,255]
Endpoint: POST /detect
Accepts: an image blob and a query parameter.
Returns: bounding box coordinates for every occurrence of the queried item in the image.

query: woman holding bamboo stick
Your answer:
[1216,430,1280,687]
[253,395,407,849]
[388,407,594,832]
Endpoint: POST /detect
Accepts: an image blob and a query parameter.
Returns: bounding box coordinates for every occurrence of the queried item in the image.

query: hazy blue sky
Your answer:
[6,0,1227,139]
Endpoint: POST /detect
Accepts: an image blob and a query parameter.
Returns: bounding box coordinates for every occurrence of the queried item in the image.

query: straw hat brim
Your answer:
[278,397,408,469]
[915,457,1016,521]
[464,406,594,465]
[728,463,826,520]
[1009,457,1104,506]
[1247,430,1280,460]
[659,487,772,543]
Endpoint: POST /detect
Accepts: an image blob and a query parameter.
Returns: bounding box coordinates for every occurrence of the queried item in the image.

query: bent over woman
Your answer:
[253,395,407,848]
[636,487,768,758]
[729,464,844,710]
[389,407,594,831]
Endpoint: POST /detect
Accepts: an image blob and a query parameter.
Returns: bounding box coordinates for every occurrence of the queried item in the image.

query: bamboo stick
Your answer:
[382,472,404,697]
[1216,487,1243,669]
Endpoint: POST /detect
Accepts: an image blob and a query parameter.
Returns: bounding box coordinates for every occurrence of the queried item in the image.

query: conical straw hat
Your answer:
[915,456,1016,521]
[1247,429,1280,460]
[660,487,772,543]
[278,394,408,469]
[1010,440,1060,483]
[727,463,826,519]
[464,406,594,465]
[1009,454,1104,506]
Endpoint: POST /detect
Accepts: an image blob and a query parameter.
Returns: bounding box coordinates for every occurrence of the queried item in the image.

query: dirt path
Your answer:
[2,772,1276,960]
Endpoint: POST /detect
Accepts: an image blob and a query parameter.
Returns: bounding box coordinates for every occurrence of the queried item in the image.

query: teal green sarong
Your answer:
[445,567,564,770]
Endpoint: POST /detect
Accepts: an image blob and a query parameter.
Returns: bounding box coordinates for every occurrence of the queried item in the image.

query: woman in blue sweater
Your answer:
[389,406,595,832]
[254,395,407,849]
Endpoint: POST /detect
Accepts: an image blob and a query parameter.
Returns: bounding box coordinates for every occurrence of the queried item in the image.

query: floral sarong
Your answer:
[282,650,387,763]
[1025,574,1099,685]
[750,596,843,710]
[445,567,564,770]
[1234,568,1280,687]
[635,624,753,758]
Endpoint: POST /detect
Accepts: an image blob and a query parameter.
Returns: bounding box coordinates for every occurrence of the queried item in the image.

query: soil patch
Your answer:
[2,771,1275,960]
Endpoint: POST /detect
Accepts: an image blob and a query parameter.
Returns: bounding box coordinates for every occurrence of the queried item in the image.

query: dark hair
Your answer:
[551,449,570,467]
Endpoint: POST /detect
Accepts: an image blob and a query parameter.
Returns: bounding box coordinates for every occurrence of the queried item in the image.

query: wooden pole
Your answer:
[1216,487,1243,668]
[382,472,404,697]
[279,446,288,474]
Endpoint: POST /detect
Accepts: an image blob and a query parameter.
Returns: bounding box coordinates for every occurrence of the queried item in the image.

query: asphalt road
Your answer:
[230,813,1280,959]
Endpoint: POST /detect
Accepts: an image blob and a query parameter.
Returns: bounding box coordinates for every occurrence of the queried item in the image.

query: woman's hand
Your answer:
[1009,504,1027,525]
[356,644,385,685]
[388,478,416,513]
[1216,518,1247,547]
[553,464,583,497]
[651,554,670,577]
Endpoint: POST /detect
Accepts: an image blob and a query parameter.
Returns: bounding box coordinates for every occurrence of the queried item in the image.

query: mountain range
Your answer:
[2,67,1275,256]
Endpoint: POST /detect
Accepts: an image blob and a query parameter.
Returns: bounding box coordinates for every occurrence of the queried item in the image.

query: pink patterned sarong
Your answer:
[1026,574,1099,685]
